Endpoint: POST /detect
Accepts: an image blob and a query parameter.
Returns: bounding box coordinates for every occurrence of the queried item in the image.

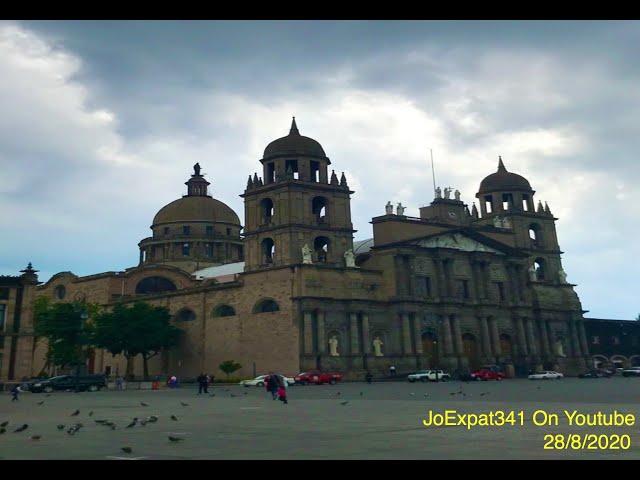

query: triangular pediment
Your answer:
[411,232,505,255]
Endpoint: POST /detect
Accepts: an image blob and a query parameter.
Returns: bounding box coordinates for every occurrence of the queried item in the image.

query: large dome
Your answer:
[263,118,326,160]
[153,196,241,226]
[478,157,532,194]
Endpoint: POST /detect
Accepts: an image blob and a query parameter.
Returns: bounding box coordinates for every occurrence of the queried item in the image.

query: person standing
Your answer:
[266,372,279,400]
[197,373,209,394]
[10,385,19,402]
[389,365,397,377]
[276,374,288,405]
[365,371,373,384]
[115,376,124,391]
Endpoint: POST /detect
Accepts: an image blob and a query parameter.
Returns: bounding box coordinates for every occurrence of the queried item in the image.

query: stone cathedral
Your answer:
[2,119,592,381]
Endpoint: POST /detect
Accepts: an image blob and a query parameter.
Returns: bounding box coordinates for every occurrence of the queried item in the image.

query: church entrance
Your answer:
[499,334,513,361]
[421,331,439,368]
[462,334,480,370]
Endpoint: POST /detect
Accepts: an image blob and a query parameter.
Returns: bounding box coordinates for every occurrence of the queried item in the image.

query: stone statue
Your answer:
[528,264,537,282]
[302,244,312,264]
[493,216,502,228]
[555,339,566,357]
[193,162,201,176]
[502,217,512,229]
[558,268,568,284]
[444,187,451,199]
[435,187,442,199]
[396,203,405,216]
[454,189,461,201]
[372,337,384,357]
[344,249,355,267]
[385,201,393,215]
[328,336,339,356]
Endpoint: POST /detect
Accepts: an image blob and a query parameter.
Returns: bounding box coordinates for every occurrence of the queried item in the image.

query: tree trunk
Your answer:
[125,355,135,381]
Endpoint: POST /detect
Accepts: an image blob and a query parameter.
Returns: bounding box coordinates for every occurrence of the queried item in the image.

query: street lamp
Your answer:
[75,308,89,392]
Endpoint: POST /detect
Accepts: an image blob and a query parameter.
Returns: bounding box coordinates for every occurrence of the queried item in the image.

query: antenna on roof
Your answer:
[430,149,437,196]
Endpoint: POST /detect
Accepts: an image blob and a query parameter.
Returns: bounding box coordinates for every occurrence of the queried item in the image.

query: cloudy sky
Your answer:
[1,21,638,319]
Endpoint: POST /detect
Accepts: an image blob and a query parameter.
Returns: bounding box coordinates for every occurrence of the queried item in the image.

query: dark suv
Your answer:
[30,374,107,393]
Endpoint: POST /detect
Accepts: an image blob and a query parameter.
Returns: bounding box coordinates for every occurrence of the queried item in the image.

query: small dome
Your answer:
[153,196,241,226]
[263,118,326,160]
[478,157,532,194]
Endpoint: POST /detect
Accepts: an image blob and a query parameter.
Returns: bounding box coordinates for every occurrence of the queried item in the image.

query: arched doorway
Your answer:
[462,333,480,370]
[421,331,439,368]
[499,334,513,360]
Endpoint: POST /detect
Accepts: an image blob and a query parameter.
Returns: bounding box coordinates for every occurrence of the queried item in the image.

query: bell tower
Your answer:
[241,118,356,271]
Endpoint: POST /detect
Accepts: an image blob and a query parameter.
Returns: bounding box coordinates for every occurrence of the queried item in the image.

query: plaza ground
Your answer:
[1,377,640,460]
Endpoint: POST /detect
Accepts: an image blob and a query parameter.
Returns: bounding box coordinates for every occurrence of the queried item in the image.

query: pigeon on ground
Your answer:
[125,418,138,429]
[57,425,65,430]
[70,410,80,416]
[140,420,148,426]
[0,428,6,434]
[147,416,158,423]
[95,419,107,424]
[37,401,44,406]
[409,393,415,396]
[168,436,184,442]
[340,401,349,406]
[1,421,8,427]
[121,447,133,454]
[14,424,28,433]
[88,411,94,416]
[449,392,456,396]
[140,402,149,407]
[180,402,189,407]
[423,394,429,398]
[479,392,487,397]
[31,435,41,440]
[243,391,248,395]
[360,392,364,396]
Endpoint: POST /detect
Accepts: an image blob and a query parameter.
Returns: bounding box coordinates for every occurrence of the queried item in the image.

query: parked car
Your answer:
[239,374,295,387]
[29,374,108,393]
[528,371,564,380]
[294,371,343,385]
[579,370,607,379]
[622,367,640,377]
[470,365,505,381]
[407,370,450,382]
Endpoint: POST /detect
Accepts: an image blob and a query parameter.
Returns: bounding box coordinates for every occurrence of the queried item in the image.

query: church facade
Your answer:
[4,119,599,380]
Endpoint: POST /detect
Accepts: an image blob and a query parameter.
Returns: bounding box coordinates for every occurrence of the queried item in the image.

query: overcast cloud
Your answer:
[1,20,638,319]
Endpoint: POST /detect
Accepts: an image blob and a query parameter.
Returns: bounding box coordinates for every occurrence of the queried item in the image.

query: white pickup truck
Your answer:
[407,370,450,382]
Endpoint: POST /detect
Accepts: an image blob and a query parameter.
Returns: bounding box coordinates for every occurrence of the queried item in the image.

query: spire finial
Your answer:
[498,156,506,172]
[290,117,299,135]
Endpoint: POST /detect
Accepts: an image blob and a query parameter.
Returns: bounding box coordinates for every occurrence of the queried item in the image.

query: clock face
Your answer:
[448,211,457,218]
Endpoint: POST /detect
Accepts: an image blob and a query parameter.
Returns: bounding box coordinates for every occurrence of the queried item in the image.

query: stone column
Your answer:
[515,317,528,356]
[578,321,589,357]
[442,316,455,356]
[524,318,538,357]
[479,316,493,358]
[303,312,314,355]
[433,258,445,299]
[569,320,582,357]
[349,313,360,355]
[451,315,464,355]
[489,318,502,357]
[413,315,423,354]
[362,313,371,355]
[538,320,551,357]
[471,262,483,300]
[317,311,326,354]
[401,313,413,355]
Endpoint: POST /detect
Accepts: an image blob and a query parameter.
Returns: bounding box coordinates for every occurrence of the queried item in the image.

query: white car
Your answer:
[239,374,295,387]
[528,371,564,380]
[407,370,450,382]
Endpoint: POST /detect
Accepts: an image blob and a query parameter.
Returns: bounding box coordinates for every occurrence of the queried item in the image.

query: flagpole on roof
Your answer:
[430,149,437,197]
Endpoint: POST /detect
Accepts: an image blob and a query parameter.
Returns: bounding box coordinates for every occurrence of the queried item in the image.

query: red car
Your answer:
[294,370,343,385]
[471,365,505,381]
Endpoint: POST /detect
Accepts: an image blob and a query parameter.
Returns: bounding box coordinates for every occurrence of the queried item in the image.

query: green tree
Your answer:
[92,302,182,380]
[219,360,242,380]
[33,298,98,372]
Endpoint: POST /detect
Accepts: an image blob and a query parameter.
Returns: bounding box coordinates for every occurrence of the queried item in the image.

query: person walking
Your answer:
[197,373,209,394]
[10,385,20,402]
[115,375,124,391]
[266,372,279,400]
[276,374,288,405]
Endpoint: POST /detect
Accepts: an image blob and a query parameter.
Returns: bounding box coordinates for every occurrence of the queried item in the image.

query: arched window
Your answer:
[253,299,280,313]
[54,285,66,300]
[135,276,178,295]
[314,236,330,263]
[534,258,546,281]
[312,196,328,224]
[261,238,275,264]
[528,224,543,247]
[484,195,493,214]
[213,304,236,317]
[260,198,274,225]
[175,308,196,322]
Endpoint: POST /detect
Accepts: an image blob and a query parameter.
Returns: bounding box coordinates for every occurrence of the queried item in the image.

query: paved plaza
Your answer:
[1,377,640,459]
